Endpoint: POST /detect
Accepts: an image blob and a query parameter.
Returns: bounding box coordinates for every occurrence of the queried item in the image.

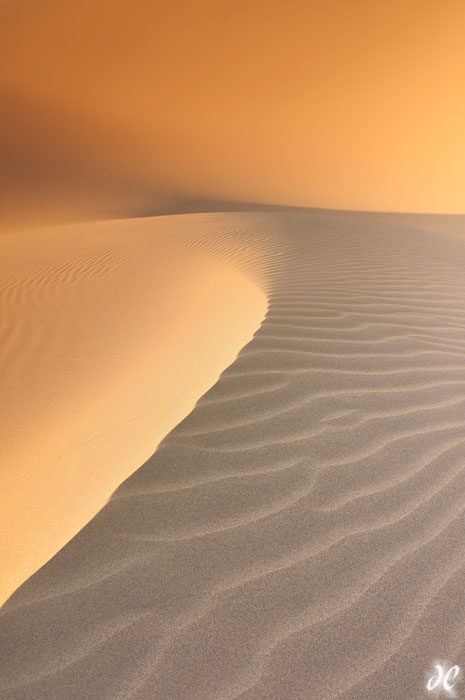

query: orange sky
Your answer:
[1,0,465,226]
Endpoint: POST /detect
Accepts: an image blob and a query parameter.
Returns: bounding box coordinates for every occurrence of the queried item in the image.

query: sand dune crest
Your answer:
[0,214,274,604]
[2,210,465,699]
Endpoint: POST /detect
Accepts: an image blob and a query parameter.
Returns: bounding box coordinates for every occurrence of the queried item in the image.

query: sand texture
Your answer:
[2,209,465,699]
[0,214,274,604]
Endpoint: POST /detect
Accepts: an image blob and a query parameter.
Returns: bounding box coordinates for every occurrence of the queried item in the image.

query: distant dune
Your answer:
[2,209,465,699]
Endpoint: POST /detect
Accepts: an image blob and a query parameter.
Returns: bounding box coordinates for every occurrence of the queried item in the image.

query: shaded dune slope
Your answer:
[2,210,465,699]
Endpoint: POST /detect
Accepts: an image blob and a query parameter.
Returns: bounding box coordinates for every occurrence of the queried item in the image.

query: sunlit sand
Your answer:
[0,214,269,604]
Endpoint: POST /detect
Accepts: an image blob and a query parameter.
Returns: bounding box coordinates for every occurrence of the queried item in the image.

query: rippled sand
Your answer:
[2,209,465,699]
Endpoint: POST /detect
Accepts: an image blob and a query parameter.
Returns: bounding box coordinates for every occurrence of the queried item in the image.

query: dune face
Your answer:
[0,213,272,605]
[2,210,465,699]
[3,0,465,697]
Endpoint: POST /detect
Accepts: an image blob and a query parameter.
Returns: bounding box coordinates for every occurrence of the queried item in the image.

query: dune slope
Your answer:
[2,210,465,699]
[0,213,274,604]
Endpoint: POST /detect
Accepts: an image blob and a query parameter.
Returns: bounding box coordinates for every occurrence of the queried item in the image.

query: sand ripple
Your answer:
[2,210,465,699]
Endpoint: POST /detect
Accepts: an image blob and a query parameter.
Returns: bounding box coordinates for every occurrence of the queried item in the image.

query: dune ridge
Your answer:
[2,210,465,699]
[0,213,281,604]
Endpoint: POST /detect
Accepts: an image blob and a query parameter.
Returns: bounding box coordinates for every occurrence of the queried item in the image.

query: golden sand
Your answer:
[0,215,267,604]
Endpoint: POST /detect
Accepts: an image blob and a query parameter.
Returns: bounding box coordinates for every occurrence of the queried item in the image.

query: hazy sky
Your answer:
[2,0,465,227]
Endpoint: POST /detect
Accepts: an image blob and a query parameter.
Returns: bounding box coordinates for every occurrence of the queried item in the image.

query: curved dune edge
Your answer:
[0,213,282,606]
[3,210,465,700]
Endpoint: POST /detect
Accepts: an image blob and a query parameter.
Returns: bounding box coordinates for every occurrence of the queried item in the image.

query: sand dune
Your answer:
[0,214,275,604]
[2,210,465,699]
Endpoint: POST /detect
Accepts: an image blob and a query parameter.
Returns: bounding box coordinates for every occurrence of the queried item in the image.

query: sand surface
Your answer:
[2,209,465,699]
[0,214,272,604]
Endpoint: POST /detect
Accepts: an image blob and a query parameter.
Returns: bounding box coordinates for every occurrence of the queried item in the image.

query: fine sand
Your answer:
[2,209,465,699]
[0,214,275,604]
